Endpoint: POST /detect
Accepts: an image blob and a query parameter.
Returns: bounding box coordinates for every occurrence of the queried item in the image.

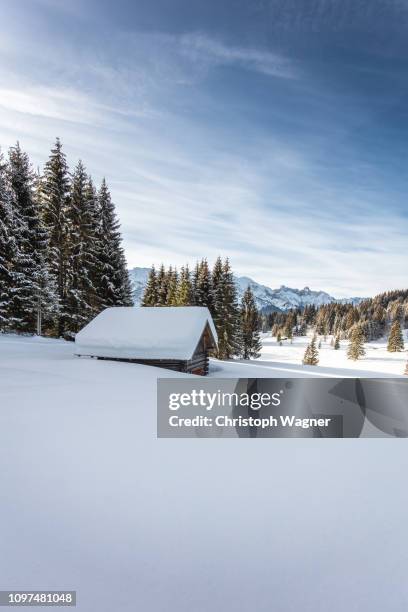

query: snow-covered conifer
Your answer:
[8,143,57,334]
[156,264,168,306]
[96,178,133,309]
[40,138,71,336]
[175,265,193,306]
[0,151,16,331]
[194,258,212,310]
[347,325,366,360]
[334,335,340,350]
[211,258,240,359]
[64,161,97,337]
[166,267,178,305]
[240,286,262,359]
[83,176,102,316]
[302,335,319,365]
[141,266,158,306]
[387,320,404,352]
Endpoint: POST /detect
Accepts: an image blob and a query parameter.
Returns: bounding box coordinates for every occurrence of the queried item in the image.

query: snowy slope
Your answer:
[1,334,408,612]
[254,330,408,377]
[128,267,362,311]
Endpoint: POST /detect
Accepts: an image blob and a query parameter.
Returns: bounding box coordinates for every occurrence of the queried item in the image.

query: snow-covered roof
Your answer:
[75,307,218,360]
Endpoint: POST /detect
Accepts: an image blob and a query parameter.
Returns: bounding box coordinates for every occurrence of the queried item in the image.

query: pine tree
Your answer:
[8,143,58,334]
[97,178,133,309]
[334,335,340,350]
[166,267,178,305]
[284,311,296,337]
[210,256,223,319]
[83,176,102,316]
[40,138,71,336]
[141,266,158,306]
[6,143,35,332]
[192,261,200,304]
[211,258,240,360]
[175,265,193,305]
[302,344,311,364]
[156,264,168,306]
[347,325,366,360]
[302,335,319,365]
[240,286,262,359]
[387,320,404,352]
[0,151,16,332]
[64,161,97,337]
[194,258,213,310]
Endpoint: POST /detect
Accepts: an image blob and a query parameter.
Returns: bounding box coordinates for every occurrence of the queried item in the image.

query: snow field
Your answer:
[1,334,408,612]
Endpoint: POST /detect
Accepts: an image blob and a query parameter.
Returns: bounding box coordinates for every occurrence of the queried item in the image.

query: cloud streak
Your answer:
[179,33,297,79]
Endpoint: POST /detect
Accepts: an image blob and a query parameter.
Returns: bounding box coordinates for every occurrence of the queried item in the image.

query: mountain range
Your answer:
[128,267,363,312]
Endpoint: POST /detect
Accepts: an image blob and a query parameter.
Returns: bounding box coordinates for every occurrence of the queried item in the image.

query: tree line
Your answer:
[0,139,132,339]
[141,258,262,360]
[262,289,407,367]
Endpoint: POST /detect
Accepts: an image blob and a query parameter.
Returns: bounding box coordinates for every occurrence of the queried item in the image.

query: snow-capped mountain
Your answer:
[234,276,336,311]
[129,267,151,305]
[235,278,363,311]
[128,267,362,311]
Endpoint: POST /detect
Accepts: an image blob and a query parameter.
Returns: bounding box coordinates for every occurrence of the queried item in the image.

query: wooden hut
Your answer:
[74,306,218,375]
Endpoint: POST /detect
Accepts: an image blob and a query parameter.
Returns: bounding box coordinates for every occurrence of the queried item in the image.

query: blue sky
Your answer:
[0,0,407,296]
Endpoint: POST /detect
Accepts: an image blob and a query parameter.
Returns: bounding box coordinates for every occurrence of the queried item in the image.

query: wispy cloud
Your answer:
[0,87,104,124]
[179,33,297,79]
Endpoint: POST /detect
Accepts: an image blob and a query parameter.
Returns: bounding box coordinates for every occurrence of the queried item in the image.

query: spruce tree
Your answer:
[0,151,16,332]
[284,311,296,337]
[8,143,58,334]
[175,265,193,305]
[211,258,241,360]
[192,261,200,304]
[347,325,366,360]
[6,143,35,332]
[387,320,404,352]
[302,344,311,364]
[141,265,158,306]
[302,335,319,365]
[334,335,340,350]
[194,258,213,310]
[117,256,133,306]
[240,286,262,359]
[166,267,178,305]
[97,178,133,309]
[156,264,168,306]
[64,161,96,337]
[83,176,102,316]
[210,256,223,320]
[40,138,71,336]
